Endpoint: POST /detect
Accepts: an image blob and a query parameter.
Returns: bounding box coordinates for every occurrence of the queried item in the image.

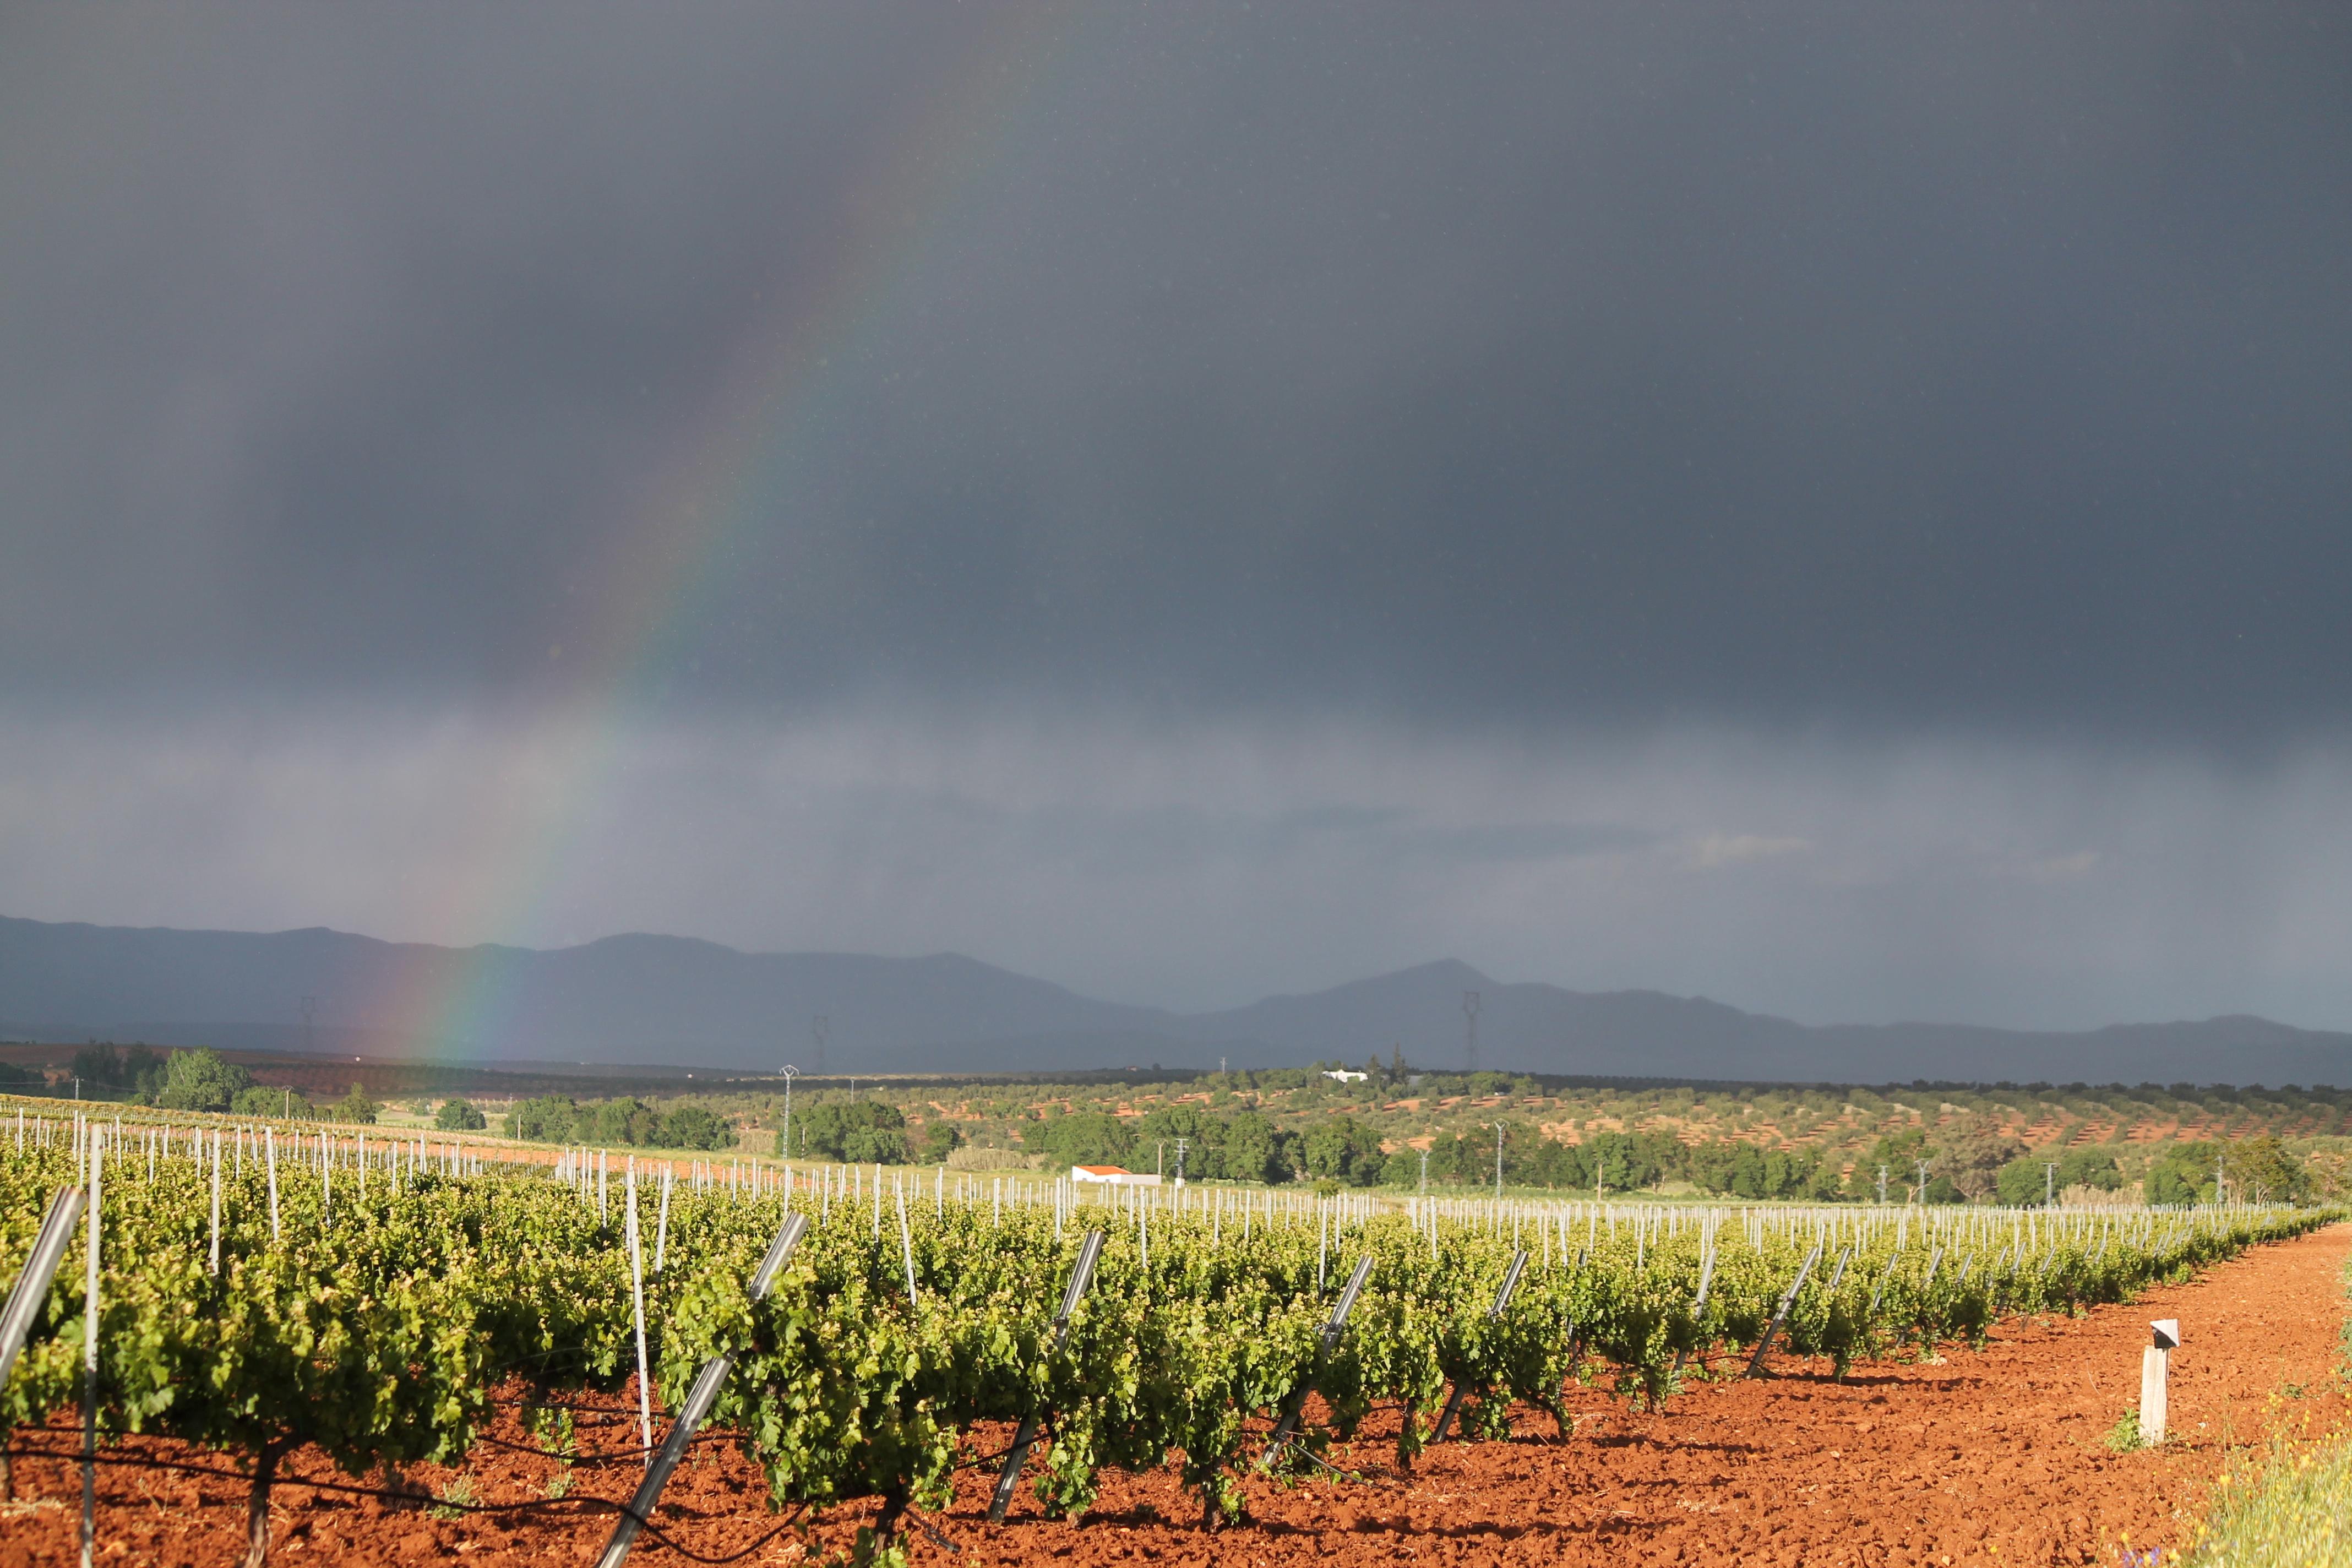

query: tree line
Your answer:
[773,1101,2322,1207]
[505,1093,737,1151]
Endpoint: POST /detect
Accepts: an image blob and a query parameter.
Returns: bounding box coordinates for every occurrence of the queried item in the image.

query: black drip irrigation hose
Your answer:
[0,1441,809,1566]
[906,1507,962,1555]
[460,1425,744,1466]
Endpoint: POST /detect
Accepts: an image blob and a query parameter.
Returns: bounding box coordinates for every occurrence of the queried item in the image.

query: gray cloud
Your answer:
[6,709,2351,1027]
[5,7,2351,1032]
[3,5,2349,742]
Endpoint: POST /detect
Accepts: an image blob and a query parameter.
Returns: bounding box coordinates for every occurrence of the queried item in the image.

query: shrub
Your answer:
[435,1097,487,1131]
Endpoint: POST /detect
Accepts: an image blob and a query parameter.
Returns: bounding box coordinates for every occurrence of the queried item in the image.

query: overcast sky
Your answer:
[4,4,2350,1028]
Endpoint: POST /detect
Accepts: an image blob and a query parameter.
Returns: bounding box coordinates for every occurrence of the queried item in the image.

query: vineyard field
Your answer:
[0,1107,2335,1566]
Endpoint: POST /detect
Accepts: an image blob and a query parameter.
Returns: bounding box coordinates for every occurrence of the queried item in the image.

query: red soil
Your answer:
[3,1225,2344,1567]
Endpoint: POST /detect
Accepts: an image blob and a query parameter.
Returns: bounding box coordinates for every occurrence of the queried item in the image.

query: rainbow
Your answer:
[367,7,1085,1063]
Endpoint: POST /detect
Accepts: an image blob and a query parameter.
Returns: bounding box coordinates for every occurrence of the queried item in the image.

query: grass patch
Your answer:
[2176,1249,2352,1564]
[2104,1410,2146,1453]
[428,1475,480,1521]
[2178,1440,2352,1567]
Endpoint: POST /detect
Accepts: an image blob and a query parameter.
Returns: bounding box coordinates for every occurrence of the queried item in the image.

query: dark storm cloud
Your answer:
[3,3,2349,743]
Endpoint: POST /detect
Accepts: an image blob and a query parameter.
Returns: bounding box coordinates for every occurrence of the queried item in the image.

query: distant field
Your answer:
[665,1066,2352,1199]
[10,1039,2346,1197]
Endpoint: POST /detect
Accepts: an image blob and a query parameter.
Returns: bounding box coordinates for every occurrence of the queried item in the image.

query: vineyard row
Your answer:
[0,1110,2331,1565]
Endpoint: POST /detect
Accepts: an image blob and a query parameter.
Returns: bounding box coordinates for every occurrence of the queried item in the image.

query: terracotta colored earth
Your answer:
[3,1225,2344,1567]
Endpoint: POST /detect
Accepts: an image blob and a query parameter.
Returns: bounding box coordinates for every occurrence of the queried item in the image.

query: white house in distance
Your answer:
[1323,1069,1368,1083]
[1070,1164,1162,1186]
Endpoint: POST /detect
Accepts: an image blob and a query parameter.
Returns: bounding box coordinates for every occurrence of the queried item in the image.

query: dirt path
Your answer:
[3,1225,2344,1567]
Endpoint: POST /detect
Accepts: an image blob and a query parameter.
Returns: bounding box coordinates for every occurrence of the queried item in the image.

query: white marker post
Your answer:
[209,1132,222,1276]
[653,1168,672,1278]
[626,1175,651,1457]
[81,1129,101,1568]
[2141,1319,2179,1444]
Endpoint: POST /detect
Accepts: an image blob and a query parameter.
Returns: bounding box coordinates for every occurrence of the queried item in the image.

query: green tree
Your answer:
[505,1095,580,1142]
[1683,1140,1840,1200]
[1135,1105,1231,1179]
[1993,1146,2123,1206]
[1035,1110,1135,1169]
[795,1099,912,1164]
[1863,1126,1933,1195]
[1217,1110,1294,1184]
[913,1119,963,1164]
[1935,1126,2027,1202]
[2223,1135,2308,1204]
[1378,1145,1423,1188]
[2056,1146,2125,1191]
[661,1105,735,1151]
[2147,1141,2218,1205]
[581,1098,662,1145]
[435,1097,487,1131]
[154,1048,254,1114]
[1300,1115,1385,1186]
[70,1041,122,1087]
[124,1046,166,1102]
[1995,1156,2057,1207]
[233,1085,312,1120]
[333,1083,379,1125]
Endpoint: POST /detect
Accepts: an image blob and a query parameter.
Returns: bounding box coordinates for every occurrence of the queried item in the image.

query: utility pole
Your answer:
[1173,1137,1189,1186]
[2215,1153,2226,1207]
[1493,1122,1504,1200]
[1462,990,1482,1074]
[1915,1159,1929,1204]
[2045,1162,2056,1207]
[812,1016,828,1077]
[780,1064,799,1158]
[1418,1147,1429,1194]
[1219,1055,1227,1079]
[1877,1165,1888,1205]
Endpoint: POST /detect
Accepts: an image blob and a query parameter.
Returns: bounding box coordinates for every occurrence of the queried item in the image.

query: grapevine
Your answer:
[0,1106,2334,1564]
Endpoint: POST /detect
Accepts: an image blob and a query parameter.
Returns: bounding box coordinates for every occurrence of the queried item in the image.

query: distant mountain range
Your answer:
[3,913,2348,1087]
